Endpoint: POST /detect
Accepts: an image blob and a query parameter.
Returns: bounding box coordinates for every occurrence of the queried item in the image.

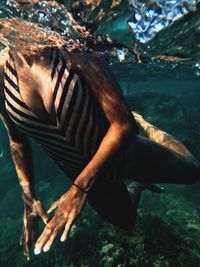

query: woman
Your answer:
[0,18,199,259]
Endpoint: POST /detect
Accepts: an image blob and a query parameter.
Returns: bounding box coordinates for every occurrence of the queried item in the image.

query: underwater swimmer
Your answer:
[0,18,199,260]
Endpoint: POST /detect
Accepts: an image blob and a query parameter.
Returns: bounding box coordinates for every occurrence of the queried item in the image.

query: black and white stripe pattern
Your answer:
[4,48,123,182]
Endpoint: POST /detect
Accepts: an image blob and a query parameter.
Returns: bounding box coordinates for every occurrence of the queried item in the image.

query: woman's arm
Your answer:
[0,105,49,260]
[72,53,138,191]
[0,47,36,199]
[0,108,35,196]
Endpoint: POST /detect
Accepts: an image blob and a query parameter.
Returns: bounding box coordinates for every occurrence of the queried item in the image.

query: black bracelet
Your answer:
[73,183,88,194]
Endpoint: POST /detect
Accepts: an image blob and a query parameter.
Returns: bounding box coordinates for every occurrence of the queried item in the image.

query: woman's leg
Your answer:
[124,112,200,184]
[132,112,196,158]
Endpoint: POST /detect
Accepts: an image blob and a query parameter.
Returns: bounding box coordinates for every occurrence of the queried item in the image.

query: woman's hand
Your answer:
[20,198,49,260]
[34,185,87,254]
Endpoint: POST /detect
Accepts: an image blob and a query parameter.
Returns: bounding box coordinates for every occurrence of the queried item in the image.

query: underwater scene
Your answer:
[0,0,200,266]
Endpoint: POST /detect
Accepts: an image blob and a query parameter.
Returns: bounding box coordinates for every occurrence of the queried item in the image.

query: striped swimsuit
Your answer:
[4,49,123,183]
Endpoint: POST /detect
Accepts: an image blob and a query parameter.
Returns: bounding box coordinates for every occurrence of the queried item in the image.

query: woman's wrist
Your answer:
[22,191,37,209]
[72,183,88,194]
[74,169,97,193]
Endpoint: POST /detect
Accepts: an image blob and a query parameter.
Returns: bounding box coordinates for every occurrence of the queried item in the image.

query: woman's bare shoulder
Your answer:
[0,47,9,65]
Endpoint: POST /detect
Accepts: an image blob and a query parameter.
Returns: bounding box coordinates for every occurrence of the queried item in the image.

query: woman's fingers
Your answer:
[24,225,31,261]
[34,213,75,254]
[20,218,31,260]
[34,226,53,255]
[20,199,50,260]
[43,231,58,252]
[60,217,73,242]
[34,215,60,255]
[21,210,40,260]
[47,199,59,214]
[20,225,25,246]
[34,200,49,224]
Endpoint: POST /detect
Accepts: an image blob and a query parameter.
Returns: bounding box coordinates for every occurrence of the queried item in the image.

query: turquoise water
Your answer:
[0,1,200,267]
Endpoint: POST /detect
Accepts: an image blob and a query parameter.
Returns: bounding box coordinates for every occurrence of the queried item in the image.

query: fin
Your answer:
[128,181,165,194]
[127,181,143,204]
[87,180,137,232]
[142,183,166,193]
